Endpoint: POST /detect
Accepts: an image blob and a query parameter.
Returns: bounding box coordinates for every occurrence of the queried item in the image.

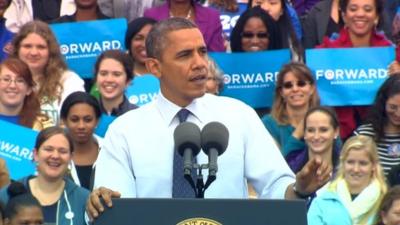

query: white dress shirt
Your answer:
[94,93,295,199]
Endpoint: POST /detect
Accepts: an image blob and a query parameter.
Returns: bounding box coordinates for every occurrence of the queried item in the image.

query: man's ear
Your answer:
[145,58,162,78]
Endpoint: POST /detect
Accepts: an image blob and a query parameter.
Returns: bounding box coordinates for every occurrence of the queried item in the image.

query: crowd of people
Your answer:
[0,0,399,224]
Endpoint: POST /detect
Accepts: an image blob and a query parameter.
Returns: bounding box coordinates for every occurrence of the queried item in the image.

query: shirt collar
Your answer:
[155,92,207,127]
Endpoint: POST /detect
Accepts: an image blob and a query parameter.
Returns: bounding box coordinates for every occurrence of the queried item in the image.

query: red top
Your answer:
[316,28,392,139]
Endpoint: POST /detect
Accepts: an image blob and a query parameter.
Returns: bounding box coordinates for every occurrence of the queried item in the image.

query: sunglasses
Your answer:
[281,80,310,89]
[241,32,269,39]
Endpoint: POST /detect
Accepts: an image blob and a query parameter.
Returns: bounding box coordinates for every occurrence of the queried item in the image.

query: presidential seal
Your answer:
[176,217,222,225]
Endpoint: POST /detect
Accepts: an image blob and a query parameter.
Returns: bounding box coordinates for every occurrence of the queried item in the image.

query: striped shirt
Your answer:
[354,123,400,176]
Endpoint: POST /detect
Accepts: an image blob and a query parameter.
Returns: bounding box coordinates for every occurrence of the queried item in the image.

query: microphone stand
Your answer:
[191,163,217,198]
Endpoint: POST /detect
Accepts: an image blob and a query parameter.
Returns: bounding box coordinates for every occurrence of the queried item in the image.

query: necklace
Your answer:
[169,8,192,20]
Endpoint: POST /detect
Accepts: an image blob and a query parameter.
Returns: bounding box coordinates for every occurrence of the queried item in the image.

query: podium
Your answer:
[94,198,308,225]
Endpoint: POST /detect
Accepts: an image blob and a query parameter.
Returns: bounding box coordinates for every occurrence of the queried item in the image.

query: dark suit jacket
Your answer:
[301,0,332,49]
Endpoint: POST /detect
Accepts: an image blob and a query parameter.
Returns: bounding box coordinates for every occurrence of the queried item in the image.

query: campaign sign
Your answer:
[50,18,127,79]
[218,3,247,38]
[0,120,37,180]
[95,114,117,138]
[210,49,291,108]
[125,74,160,106]
[306,47,394,106]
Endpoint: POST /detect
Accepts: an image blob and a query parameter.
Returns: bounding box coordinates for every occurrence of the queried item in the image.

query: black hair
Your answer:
[230,6,282,52]
[93,49,134,81]
[247,0,303,60]
[125,17,157,57]
[60,91,101,120]
[4,182,42,220]
[340,0,384,29]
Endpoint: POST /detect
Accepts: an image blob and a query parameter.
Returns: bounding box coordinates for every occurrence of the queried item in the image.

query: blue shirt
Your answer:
[0,114,19,124]
[94,93,295,198]
[261,114,305,156]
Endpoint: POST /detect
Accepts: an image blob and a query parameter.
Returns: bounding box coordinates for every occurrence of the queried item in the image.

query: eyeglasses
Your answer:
[0,77,27,86]
[241,32,269,39]
[281,80,310,89]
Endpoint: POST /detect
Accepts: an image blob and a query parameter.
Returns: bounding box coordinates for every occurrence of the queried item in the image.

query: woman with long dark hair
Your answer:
[248,0,304,61]
[230,6,282,52]
[354,74,400,179]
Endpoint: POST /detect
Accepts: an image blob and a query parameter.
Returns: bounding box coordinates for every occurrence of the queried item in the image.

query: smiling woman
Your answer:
[308,135,388,225]
[10,20,85,125]
[316,0,392,140]
[285,106,341,206]
[94,50,138,116]
[0,126,89,225]
[261,62,320,156]
[0,57,52,130]
[230,6,282,52]
[125,17,157,76]
[286,106,340,174]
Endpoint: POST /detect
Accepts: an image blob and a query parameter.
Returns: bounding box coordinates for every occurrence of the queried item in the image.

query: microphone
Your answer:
[201,122,229,177]
[174,122,201,175]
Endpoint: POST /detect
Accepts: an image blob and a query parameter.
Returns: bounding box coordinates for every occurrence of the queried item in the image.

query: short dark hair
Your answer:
[60,91,101,120]
[94,49,134,81]
[34,126,74,153]
[5,182,42,220]
[340,0,384,27]
[146,17,197,60]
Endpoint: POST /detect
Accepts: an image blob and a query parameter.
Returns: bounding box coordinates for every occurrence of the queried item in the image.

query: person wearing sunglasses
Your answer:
[0,57,52,130]
[231,6,282,52]
[247,0,304,61]
[262,62,320,157]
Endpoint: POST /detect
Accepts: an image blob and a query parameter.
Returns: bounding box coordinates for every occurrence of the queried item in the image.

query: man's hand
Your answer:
[86,187,121,221]
[286,156,332,199]
[388,60,400,76]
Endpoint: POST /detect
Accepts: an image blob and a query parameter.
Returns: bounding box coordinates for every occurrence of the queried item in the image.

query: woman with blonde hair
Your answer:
[10,20,85,125]
[262,62,320,156]
[308,135,388,225]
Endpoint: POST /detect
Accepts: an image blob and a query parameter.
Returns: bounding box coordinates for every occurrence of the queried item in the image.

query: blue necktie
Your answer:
[172,109,196,198]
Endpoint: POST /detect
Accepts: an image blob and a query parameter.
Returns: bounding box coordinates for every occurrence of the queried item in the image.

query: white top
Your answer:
[94,93,295,199]
[4,0,76,33]
[40,70,85,125]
